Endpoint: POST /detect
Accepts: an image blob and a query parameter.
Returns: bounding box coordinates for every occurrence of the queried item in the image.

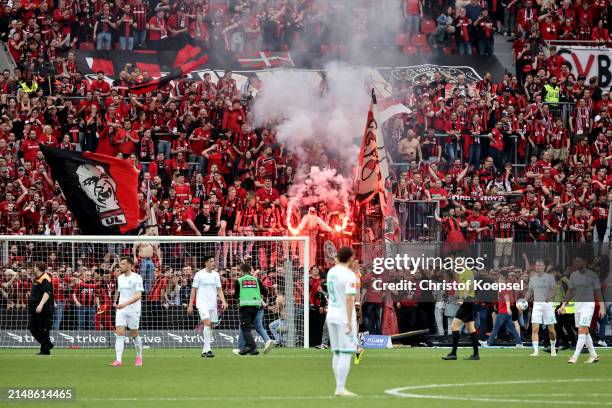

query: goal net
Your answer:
[0,235,310,349]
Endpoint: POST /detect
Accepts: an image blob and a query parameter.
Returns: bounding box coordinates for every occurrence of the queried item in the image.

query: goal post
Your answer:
[0,235,310,349]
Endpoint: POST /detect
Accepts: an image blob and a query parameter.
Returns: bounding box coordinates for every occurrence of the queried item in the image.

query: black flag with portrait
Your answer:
[41,146,139,235]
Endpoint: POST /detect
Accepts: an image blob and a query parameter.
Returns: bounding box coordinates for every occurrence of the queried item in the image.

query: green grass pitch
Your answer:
[1,348,612,407]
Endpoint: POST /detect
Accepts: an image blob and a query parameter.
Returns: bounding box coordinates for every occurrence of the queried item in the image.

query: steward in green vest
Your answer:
[234,263,267,355]
[543,77,560,103]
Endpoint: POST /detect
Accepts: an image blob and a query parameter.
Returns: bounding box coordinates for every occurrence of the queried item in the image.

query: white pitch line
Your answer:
[480,394,612,398]
[386,378,612,405]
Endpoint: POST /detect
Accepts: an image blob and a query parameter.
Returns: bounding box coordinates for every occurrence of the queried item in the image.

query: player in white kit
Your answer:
[326,247,358,397]
[559,256,606,364]
[187,255,228,357]
[526,259,557,356]
[109,256,144,367]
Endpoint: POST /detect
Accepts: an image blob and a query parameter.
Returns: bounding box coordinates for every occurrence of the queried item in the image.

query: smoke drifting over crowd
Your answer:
[253,62,373,214]
[252,0,405,226]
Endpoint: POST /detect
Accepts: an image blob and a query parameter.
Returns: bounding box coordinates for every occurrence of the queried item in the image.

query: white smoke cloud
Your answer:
[253,63,373,212]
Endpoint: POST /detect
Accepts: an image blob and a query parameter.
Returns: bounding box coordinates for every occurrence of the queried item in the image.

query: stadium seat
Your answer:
[79,42,94,50]
[443,47,456,55]
[418,46,433,54]
[421,20,436,34]
[209,2,228,15]
[410,33,428,48]
[395,33,410,47]
[402,46,418,55]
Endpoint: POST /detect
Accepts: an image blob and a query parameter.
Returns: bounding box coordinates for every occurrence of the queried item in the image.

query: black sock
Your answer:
[451,331,460,355]
[470,332,479,356]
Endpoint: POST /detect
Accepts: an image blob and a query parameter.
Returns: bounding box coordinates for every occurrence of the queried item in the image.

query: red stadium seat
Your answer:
[79,42,94,50]
[209,2,228,15]
[411,33,428,47]
[418,45,433,54]
[402,46,418,55]
[395,33,410,47]
[443,47,456,55]
[421,20,436,34]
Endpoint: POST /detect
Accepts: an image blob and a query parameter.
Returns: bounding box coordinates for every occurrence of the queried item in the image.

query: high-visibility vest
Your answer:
[544,84,559,102]
[238,274,261,307]
[20,81,38,94]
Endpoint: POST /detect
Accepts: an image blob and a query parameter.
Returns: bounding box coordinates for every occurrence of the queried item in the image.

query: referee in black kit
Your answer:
[28,262,54,355]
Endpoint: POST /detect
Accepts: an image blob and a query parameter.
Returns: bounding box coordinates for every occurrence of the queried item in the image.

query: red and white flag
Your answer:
[236,52,294,69]
[354,91,400,243]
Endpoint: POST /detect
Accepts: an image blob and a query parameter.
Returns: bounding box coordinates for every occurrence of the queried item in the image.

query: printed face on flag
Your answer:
[75,163,126,227]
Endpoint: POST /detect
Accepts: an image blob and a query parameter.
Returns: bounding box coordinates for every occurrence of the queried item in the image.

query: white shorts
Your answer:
[327,321,358,353]
[531,302,557,325]
[115,309,141,330]
[197,306,218,323]
[574,302,595,327]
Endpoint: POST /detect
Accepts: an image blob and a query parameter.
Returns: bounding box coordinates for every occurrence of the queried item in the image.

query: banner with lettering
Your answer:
[557,46,611,89]
[449,195,506,202]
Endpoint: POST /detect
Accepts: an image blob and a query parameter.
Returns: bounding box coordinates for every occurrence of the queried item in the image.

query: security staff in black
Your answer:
[28,262,54,355]
[234,263,267,355]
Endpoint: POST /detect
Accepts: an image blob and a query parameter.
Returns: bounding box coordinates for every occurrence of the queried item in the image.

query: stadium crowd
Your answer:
[0,0,610,348]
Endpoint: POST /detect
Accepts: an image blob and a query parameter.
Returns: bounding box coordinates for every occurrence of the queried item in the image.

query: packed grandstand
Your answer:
[0,0,610,348]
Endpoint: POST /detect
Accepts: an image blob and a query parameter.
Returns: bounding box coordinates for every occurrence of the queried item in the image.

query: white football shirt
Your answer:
[192,269,221,310]
[529,273,556,302]
[326,264,358,325]
[569,269,600,303]
[117,273,144,312]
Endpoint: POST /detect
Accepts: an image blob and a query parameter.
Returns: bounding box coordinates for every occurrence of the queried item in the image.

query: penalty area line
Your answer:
[386,378,612,405]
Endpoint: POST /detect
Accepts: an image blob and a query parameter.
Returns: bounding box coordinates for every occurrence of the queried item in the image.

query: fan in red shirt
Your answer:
[148,9,168,41]
[216,70,239,99]
[222,100,244,135]
[95,273,115,330]
[147,270,167,304]
[20,130,41,163]
[202,137,235,181]
[539,13,559,41]
[172,173,191,204]
[189,122,212,158]
[466,203,490,243]
[255,146,278,181]
[89,72,111,95]
[167,6,190,37]
[255,178,280,205]
[72,269,98,330]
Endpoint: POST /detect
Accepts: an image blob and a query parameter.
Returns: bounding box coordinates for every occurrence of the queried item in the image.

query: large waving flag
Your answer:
[41,146,139,235]
[128,46,209,95]
[354,91,400,244]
